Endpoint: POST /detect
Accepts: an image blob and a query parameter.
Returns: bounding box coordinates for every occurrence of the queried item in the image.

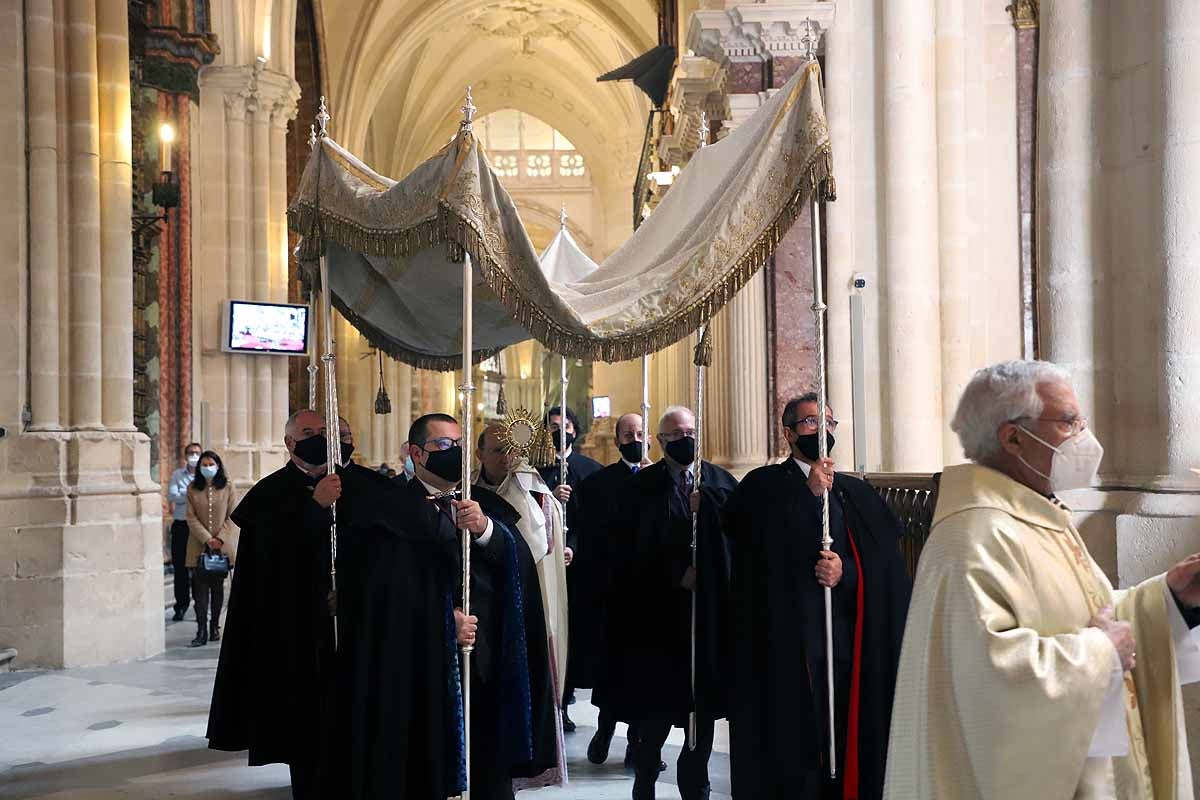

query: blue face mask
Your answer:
[404,455,416,478]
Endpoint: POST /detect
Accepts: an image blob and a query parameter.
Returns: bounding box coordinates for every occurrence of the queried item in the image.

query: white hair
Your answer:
[951,360,1071,463]
[658,405,694,432]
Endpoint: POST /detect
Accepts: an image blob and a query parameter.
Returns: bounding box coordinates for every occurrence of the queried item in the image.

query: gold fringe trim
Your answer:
[288,142,835,371]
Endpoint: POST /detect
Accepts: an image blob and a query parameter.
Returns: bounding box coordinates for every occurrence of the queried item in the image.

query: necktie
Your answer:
[631,464,639,474]
[677,469,693,507]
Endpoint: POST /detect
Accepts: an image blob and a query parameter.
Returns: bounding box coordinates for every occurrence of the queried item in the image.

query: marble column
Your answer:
[881,0,942,471]
[935,0,970,463]
[269,97,292,441]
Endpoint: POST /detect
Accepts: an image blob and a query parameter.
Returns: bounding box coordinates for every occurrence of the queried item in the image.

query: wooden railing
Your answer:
[861,472,942,577]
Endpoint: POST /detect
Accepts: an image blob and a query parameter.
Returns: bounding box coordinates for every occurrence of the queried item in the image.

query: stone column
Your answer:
[935,0,970,463]
[194,62,298,479]
[269,94,294,440]
[24,3,60,430]
[1036,1,1107,445]
[251,87,274,446]
[2,1,161,669]
[881,0,942,471]
[66,1,105,431]
[1157,2,1200,488]
[823,2,856,461]
[225,93,250,447]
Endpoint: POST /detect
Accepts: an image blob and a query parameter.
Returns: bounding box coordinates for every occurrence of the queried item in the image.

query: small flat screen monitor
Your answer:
[222,300,310,355]
[591,396,611,419]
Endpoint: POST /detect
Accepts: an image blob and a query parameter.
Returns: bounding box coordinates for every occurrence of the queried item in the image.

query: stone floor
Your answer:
[0,579,730,799]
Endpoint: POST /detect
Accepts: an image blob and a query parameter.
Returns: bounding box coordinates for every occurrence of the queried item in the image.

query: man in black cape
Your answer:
[579,411,653,767]
[537,404,602,731]
[207,410,394,798]
[606,405,737,800]
[722,394,911,800]
[338,413,558,800]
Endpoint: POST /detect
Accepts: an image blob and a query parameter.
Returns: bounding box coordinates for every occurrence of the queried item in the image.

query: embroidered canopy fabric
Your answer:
[289,61,834,371]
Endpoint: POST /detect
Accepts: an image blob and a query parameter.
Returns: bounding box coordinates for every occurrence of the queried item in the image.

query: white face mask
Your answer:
[1017,426,1104,492]
[187,454,201,467]
[200,464,219,480]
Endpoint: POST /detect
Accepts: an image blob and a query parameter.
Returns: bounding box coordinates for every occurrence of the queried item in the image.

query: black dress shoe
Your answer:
[562,709,576,733]
[587,729,613,764]
[172,610,185,622]
[189,631,207,648]
[209,626,220,642]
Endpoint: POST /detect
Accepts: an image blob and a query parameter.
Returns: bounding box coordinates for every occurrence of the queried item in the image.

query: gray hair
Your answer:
[658,405,694,432]
[951,360,1071,463]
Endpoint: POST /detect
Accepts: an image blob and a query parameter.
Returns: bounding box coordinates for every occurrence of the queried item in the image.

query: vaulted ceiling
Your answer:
[316,0,658,189]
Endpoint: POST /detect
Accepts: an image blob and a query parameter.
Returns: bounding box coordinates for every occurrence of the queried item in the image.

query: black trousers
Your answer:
[635,716,715,800]
[170,521,190,614]
[597,708,642,745]
[190,568,226,631]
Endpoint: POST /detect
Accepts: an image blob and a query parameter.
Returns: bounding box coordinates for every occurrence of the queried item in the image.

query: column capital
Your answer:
[1006,0,1039,29]
[687,3,835,67]
[199,62,301,123]
[659,55,725,165]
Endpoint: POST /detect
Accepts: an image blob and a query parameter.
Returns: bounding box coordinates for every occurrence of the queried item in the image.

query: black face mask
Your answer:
[795,431,836,462]
[618,440,645,464]
[340,442,355,465]
[423,446,464,483]
[293,434,329,466]
[552,429,576,452]
[664,436,696,466]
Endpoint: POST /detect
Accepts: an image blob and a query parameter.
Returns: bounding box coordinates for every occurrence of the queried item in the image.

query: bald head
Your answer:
[658,405,695,434]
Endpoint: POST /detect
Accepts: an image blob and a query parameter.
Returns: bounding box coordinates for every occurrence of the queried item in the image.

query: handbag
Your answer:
[197,549,230,577]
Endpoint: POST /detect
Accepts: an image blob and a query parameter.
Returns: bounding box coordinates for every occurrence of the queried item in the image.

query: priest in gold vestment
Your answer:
[886,361,1200,800]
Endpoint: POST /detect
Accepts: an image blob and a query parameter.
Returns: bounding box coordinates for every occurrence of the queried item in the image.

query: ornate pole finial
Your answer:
[316,96,330,138]
[698,111,710,148]
[560,203,568,229]
[461,86,477,133]
[308,123,317,149]
[803,18,820,62]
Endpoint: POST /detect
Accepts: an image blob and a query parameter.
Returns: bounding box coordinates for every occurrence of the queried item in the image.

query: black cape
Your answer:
[335,479,558,799]
[335,476,467,799]
[207,460,389,771]
[577,460,639,702]
[605,460,738,725]
[722,460,911,800]
[538,450,602,690]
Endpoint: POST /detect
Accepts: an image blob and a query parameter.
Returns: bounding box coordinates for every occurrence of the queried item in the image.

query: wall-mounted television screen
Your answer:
[222,300,310,355]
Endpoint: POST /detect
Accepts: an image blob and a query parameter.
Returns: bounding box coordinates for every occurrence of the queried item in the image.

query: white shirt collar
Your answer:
[621,459,641,471]
[793,457,812,478]
[418,476,456,497]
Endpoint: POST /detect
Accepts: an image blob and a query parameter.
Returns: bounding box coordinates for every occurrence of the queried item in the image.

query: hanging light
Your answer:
[374,350,392,414]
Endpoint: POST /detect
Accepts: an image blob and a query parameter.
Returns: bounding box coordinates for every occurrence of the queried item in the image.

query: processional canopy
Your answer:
[289,61,834,371]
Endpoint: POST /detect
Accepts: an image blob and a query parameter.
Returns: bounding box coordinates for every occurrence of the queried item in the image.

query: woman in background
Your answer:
[186,451,238,647]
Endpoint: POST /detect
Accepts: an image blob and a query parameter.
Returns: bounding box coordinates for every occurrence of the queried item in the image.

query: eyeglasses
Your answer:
[794,415,839,432]
[1014,416,1088,437]
[660,429,696,442]
[416,437,462,452]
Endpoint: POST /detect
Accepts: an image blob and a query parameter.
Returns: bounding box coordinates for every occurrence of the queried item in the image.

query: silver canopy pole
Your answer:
[306,124,319,411]
[803,19,836,780]
[458,87,477,800]
[687,112,712,752]
[641,355,650,462]
[313,97,340,654]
